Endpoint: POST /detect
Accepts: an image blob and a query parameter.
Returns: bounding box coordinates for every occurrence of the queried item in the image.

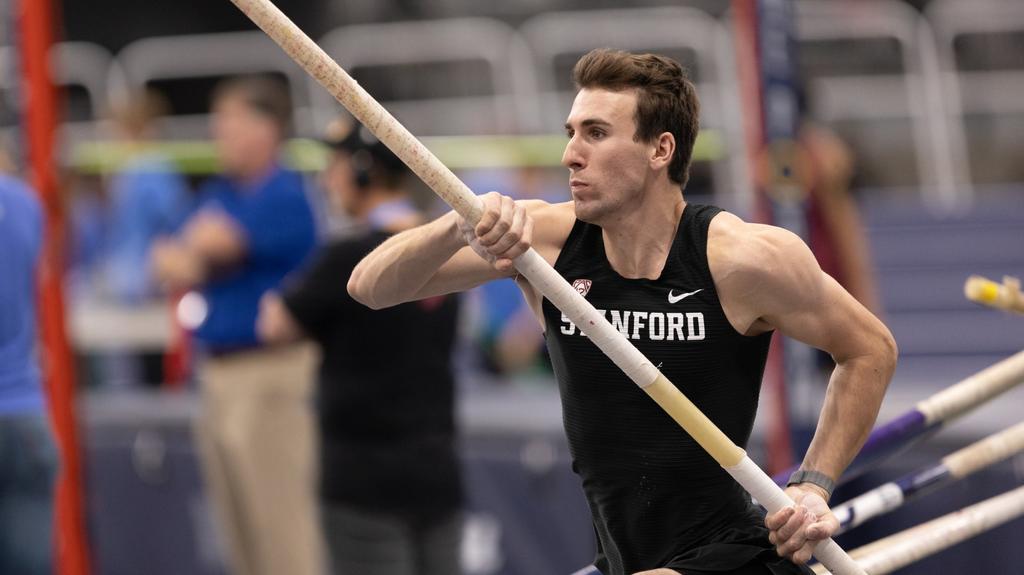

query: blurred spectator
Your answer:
[472,277,547,375]
[793,81,881,316]
[79,90,195,389]
[151,75,321,575]
[460,167,560,378]
[104,89,193,304]
[802,121,881,316]
[257,120,463,575]
[64,174,107,297]
[0,163,58,575]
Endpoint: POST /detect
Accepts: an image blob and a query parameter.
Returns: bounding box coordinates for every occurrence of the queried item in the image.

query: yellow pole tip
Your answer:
[965,277,1000,303]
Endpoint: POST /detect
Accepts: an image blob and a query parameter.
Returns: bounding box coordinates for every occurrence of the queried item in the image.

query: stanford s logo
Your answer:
[573,279,593,297]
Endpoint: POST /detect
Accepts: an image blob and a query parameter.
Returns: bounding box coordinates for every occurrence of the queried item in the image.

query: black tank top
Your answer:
[542,204,776,574]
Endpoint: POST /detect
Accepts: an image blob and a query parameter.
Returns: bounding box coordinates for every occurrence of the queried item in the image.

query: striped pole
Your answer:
[833,421,1024,533]
[813,485,1024,574]
[774,349,1024,486]
[226,0,866,572]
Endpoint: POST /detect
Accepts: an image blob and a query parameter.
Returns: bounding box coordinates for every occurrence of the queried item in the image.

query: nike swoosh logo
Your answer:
[668,289,703,304]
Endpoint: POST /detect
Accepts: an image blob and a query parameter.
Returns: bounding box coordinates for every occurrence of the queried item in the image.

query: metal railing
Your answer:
[794,0,972,212]
[313,18,537,136]
[110,31,316,137]
[5,6,1013,207]
[1,41,118,152]
[927,0,1024,189]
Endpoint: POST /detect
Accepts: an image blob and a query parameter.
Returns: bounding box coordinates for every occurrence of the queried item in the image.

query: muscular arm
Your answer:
[714,215,896,479]
[711,214,897,563]
[347,209,497,309]
[348,194,573,310]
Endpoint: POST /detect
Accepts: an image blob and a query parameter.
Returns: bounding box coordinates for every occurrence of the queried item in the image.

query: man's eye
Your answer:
[590,130,605,139]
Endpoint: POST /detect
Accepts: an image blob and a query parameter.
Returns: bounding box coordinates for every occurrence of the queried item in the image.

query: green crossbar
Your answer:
[70,131,725,176]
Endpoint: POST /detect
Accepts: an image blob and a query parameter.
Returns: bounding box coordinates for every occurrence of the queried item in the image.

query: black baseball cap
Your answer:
[322,119,407,175]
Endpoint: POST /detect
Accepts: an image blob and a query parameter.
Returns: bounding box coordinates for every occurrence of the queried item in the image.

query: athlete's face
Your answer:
[562,88,652,225]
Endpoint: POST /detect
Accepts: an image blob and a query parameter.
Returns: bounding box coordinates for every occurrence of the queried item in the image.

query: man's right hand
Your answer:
[150,238,205,292]
[458,191,534,274]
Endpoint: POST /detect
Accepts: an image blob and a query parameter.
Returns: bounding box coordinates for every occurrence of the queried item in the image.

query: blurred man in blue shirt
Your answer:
[0,170,58,575]
[151,76,321,575]
[105,89,194,304]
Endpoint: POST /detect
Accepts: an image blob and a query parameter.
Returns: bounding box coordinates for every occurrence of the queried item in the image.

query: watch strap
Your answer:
[787,469,836,500]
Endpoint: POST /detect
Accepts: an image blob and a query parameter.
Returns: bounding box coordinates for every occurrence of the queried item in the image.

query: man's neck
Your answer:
[600,180,686,280]
[232,159,278,188]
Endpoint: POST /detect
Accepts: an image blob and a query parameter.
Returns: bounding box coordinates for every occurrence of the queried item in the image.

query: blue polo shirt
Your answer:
[191,166,317,351]
[0,175,45,415]
[106,154,193,303]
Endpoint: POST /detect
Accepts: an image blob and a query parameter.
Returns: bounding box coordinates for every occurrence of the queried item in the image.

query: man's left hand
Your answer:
[765,484,838,565]
[184,210,247,264]
[150,238,205,291]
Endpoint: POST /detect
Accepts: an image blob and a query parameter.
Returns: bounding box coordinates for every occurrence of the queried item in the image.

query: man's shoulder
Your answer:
[0,175,39,208]
[196,173,232,199]
[263,167,308,199]
[270,166,304,185]
[707,213,806,281]
[0,175,42,230]
[706,213,818,333]
[520,198,573,215]
[523,199,576,248]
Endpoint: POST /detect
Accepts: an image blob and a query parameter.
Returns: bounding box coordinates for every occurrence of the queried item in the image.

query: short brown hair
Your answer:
[212,75,293,136]
[111,88,171,138]
[572,49,700,188]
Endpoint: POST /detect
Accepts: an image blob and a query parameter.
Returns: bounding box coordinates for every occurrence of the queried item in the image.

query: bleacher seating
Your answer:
[8,5,1021,574]
[927,0,1024,187]
[4,3,1022,396]
[313,18,535,136]
[862,189,1024,431]
[2,3,1021,201]
[111,31,316,137]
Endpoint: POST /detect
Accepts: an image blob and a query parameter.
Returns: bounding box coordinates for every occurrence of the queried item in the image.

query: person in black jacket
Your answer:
[257,119,462,575]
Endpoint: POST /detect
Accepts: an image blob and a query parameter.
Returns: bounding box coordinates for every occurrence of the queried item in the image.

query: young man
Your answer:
[257,121,463,575]
[348,49,897,575]
[151,76,321,575]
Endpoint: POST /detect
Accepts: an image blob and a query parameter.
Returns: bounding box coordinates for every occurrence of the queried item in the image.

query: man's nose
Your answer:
[561,137,584,170]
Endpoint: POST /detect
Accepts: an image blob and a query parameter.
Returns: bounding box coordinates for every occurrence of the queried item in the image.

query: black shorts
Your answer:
[585,558,814,575]
[591,509,816,575]
[674,553,814,575]
[662,527,815,575]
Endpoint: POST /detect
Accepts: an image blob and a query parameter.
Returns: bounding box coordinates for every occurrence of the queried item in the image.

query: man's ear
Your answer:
[650,132,676,171]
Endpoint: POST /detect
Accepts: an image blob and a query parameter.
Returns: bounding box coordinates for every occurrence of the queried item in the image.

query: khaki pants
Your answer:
[195,343,324,575]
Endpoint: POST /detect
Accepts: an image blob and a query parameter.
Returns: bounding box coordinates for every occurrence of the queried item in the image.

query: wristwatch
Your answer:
[787,469,835,500]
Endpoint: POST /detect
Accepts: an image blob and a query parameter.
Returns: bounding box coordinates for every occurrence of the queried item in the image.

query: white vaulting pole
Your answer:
[225,1,865,573]
[813,485,1024,575]
[832,421,1024,534]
